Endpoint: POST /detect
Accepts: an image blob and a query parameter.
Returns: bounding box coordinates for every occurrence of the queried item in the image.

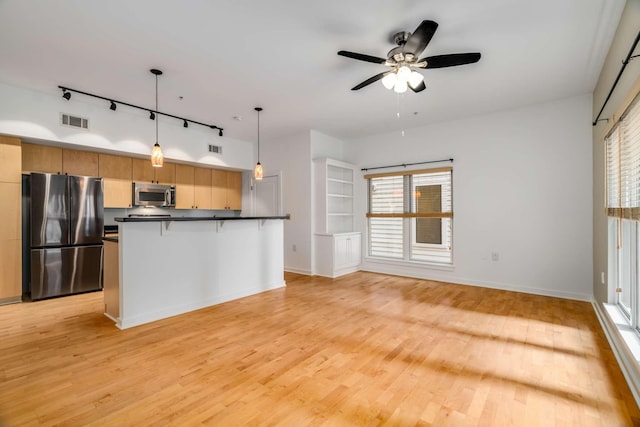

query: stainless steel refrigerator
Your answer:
[29,173,104,300]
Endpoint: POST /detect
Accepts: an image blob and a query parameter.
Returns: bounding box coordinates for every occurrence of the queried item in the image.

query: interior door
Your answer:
[254,174,280,216]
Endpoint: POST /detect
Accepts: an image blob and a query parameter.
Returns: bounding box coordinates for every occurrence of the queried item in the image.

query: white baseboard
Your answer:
[360,260,592,302]
[284,266,312,275]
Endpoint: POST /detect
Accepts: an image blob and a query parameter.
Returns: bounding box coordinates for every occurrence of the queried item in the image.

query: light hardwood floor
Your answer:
[0,271,639,426]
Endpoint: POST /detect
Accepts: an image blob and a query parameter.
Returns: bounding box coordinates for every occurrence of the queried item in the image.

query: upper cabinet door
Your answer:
[0,136,21,183]
[175,164,195,209]
[22,143,62,175]
[99,154,132,208]
[226,172,242,210]
[131,158,155,183]
[193,167,212,209]
[154,162,175,185]
[62,149,99,177]
[211,169,227,210]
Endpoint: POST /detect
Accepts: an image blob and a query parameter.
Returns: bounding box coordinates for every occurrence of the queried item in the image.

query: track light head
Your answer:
[219,129,223,137]
[183,120,188,128]
[62,90,71,100]
[149,111,155,120]
[110,101,117,111]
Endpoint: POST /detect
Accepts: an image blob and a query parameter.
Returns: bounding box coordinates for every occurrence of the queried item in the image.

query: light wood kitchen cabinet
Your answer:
[131,158,154,183]
[0,135,21,303]
[0,136,21,182]
[22,142,62,174]
[154,162,175,185]
[99,154,132,208]
[103,239,119,321]
[132,158,175,185]
[0,238,21,303]
[176,166,216,210]
[62,149,99,176]
[211,170,242,210]
[175,164,195,209]
[194,167,212,209]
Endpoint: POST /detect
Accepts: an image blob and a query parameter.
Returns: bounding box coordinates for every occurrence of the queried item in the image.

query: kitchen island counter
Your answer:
[109,215,287,329]
[114,215,290,222]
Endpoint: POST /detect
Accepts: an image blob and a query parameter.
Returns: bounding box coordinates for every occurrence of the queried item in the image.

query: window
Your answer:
[366,167,453,265]
[606,94,640,328]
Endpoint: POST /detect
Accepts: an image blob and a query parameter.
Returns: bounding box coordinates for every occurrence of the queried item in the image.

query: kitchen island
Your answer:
[107,215,288,329]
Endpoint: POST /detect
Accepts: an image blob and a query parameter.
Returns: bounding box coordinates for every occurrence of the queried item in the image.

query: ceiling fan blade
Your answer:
[351,72,389,90]
[338,50,387,64]
[421,53,481,69]
[409,81,426,93]
[403,20,438,57]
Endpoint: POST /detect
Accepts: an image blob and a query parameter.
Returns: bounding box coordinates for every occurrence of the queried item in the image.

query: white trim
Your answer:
[284,266,312,275]
[592,301,640,408]
[361,258,591,301]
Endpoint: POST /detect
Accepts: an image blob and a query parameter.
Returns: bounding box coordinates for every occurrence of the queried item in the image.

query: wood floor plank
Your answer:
[0,271,639,426]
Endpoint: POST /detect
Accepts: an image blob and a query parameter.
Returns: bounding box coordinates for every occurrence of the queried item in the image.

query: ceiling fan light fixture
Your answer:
[408,71,424,89]
[381,73,397,90]
[396,65,411,83]
[394,79,408,93]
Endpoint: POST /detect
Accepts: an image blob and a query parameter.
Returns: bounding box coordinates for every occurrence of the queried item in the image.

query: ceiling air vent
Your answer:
[208,144,222,154]
[61,113,89,130]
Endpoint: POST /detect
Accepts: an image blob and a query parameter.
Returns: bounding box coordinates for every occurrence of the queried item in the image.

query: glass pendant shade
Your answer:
[394,79,408,93]
[254,162,263,180]
[408,71,424,89]
[151,142,163,167]
[381,72,397,90]
[396,66,411,82]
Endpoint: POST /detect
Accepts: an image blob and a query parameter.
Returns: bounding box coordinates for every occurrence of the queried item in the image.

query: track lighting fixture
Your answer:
[254,107,263,180]
[150,69,164,167]
[56,84,223,135]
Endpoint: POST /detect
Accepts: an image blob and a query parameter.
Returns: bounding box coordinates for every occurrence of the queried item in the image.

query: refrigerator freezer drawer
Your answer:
[30,246,103,300]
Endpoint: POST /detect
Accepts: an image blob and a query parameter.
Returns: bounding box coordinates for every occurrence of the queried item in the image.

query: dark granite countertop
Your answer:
[102,236,119,243]
[114,215,290,223]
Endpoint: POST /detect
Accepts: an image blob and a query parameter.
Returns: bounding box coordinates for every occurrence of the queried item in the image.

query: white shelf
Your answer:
[314,158,356,235]
[327,178,353,185]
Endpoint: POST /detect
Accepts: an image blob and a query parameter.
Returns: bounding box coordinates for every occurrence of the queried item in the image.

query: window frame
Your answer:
[365,166,453,266]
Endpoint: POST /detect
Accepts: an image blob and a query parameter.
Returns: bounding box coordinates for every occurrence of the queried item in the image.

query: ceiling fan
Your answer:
[338,20,481,93]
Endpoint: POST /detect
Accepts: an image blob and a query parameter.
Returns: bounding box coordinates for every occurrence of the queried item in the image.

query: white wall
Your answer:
[0,82,253,170]
[592,0,640,304]
[262,130,313,274]
[346,94,593,301]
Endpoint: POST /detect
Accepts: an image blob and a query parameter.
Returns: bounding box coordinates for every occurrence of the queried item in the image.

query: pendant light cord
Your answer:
[257,110,260,162]
[155,73,159,143]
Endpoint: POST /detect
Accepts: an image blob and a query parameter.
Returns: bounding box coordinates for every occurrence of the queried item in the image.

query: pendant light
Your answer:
[150,69,164,167]
[254,107,263,180]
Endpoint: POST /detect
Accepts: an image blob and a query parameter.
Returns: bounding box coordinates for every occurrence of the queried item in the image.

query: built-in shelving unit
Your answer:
[313,158,361,278]
[315,158,355,234]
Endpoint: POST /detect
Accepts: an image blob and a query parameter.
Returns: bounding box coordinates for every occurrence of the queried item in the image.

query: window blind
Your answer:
[606,95,640,220]
[366,166,453,219]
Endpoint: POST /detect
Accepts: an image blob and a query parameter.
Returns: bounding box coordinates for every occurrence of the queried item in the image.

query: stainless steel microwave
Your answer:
[132,182,176,207]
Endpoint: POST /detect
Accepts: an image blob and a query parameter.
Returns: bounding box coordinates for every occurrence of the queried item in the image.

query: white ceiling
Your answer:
[0,0,625,144]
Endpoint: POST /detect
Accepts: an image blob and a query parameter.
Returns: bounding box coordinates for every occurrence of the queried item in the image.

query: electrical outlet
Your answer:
[491,252,499,262]
[601,271,605,285]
